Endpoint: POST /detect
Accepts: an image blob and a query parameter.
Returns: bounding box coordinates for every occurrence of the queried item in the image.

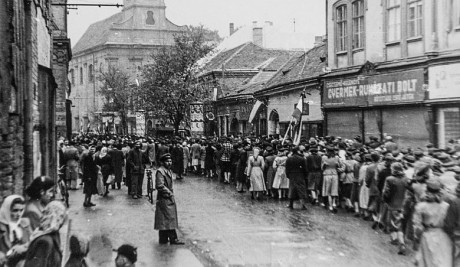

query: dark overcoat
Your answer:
[154,167,179,230]
[109,148,124,183]
[80,152,98,195]
[285,153,308,199]
[171,146,184,175]
[24,232,62,267]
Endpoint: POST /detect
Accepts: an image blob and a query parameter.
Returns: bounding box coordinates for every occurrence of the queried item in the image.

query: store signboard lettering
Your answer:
[429,63,460,99]
[323,69,424,107]
[190,102,204,136]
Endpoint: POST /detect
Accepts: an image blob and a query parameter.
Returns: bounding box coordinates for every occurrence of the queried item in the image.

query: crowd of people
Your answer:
[54,132,460,266]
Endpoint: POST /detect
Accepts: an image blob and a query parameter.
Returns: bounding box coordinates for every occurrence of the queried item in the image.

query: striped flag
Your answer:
[292,96,303,122]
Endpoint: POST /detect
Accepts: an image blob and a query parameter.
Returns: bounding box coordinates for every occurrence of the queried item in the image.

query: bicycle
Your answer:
[57,166,70,208]
[146,168,155,204]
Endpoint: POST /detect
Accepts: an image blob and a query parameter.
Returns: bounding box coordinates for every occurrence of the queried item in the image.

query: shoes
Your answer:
[103,191,109,197]
[390,239,399,246]
[83,203,89,207]
[88,202,96,207]
[354,213,361,218]
[170,239,185,245]
[398,244,407,255]
[132,195,139,199]
[372,222,378,230]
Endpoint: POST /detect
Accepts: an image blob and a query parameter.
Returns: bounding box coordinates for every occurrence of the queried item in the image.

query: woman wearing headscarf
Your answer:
[413,180,453,267]
[64,234,89,267]
[23,176,55,230]
[24,201,67,267]
[95,146,114,197]
[0,195,32,267]
[247,147,266,200]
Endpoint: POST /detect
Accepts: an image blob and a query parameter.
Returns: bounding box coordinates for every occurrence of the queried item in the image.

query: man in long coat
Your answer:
[127,141,147,199]
[109,144,125,190]
[285,146,308,210]
[154,153,184,245]
[80,146,98,207]
[171,142,184,179]
[445,183,460,267]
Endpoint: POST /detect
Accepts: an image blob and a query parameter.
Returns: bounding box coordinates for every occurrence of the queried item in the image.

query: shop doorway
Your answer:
[268,110,280,135]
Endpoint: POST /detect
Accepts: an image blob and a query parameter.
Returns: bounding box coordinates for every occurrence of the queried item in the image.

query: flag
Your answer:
[248,100,263,124]
[292,96,303,122]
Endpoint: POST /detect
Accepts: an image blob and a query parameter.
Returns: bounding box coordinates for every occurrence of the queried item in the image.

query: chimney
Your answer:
[253,27,263,47]
[252,21,258,28]
[229,23,235,36]
[314,36,323,47]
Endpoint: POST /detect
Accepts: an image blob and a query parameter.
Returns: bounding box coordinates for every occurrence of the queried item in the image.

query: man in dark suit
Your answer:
[109,144,125,190]
[285,146,309,210]
[127,141,147,199]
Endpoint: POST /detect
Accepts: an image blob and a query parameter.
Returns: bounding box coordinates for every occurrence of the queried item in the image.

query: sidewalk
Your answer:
[63,180,203,267]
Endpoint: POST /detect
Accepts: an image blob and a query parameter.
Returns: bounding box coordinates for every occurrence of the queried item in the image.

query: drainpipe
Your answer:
[23,0,34,188]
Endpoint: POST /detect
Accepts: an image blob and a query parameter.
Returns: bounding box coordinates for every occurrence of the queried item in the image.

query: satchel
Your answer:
[106,174,115,185]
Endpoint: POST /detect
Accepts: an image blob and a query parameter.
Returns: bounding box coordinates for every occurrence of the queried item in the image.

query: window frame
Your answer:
[88,64,94,82]
[386,0,402,43]
[455,0,460,28]
[336,4,349,52]
[352,0,365,49]
[79,67,83,85]
[407,0,423,39]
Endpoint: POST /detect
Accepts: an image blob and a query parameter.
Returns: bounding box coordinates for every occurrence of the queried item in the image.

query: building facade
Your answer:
[69,0,186,135]
[323,0,460,149]
[0,0,70,197]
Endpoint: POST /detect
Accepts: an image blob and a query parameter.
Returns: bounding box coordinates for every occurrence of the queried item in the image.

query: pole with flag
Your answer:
[282,91,305,145]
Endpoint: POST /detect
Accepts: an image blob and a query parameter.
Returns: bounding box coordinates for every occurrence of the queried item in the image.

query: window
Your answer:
[79,67,83,84]
[352,0,365,49]
[454,0,460,27]
[70,69,75,85]
[146,11,155,25]
[336,5,348,51]
[88,64,93,82]
[407,0,423,38]
[387,0,401,42]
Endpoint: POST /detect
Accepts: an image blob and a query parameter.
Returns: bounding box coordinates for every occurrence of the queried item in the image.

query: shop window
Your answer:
[407,0,423,38]
[146,11,155,25]
[88,64,93,82]
[352,0,365,49]
[387,0,401,42]
[336,5,348,52]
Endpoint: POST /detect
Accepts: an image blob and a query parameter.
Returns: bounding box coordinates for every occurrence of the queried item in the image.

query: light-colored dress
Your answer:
[248,156,266,192]
[272,156,289,189]
[359,164,370,209]
[413,201,453,267]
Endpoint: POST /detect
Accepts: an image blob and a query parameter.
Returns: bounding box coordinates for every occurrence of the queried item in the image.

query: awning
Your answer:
[248,100,264,124]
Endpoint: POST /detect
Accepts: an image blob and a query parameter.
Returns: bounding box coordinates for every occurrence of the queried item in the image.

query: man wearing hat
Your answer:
[114,244,137,267]
[154,153,184,245]
[127,141,147,199]
[444,182,460,266]
[384,136,398,153]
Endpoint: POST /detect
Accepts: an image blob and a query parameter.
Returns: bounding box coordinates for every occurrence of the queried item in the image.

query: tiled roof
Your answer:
[263,44,326,90]
[200,42,298,74]
[73,13,123,55]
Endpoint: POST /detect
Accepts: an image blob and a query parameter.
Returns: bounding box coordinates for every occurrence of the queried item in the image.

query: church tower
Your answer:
[121,0,168,29]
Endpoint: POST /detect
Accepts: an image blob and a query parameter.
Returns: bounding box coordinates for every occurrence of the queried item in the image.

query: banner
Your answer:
[190,102,204,137]
[323,69,425,108]
[135,112,145,136]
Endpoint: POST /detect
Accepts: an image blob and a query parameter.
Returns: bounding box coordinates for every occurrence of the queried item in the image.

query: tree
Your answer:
[98,67,134,135]
[140,25,218,133]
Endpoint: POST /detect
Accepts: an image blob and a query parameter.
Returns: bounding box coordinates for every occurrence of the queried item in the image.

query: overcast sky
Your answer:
[67,0,326,47]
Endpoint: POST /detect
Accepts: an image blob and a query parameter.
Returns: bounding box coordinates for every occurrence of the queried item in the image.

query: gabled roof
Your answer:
[261,44,326,91]
[199,42,299,75]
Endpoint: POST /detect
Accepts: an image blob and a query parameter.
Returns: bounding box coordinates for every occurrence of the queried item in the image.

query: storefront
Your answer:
[428,62,460,148]
[216,97,255,137]
[323,68,430,149]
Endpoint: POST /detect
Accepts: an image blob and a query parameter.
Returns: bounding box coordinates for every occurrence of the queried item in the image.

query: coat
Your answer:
[80,153,98,195]
[382,175,409,210]
[109,148,124,183]
[154,167,179,230]
[127,148,145,175]
[285,153,308,199]
[171,146,184,175]
[444,197,460,267]
[24,231,62,267]
[0,218,32,267]
[365,163,380,197]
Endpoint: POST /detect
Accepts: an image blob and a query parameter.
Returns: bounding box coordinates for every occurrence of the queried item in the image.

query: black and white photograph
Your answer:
[1,0,460,266]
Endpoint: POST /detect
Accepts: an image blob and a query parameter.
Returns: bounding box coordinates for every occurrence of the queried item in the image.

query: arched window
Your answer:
[88,64,93,82]
[146,11,155,25]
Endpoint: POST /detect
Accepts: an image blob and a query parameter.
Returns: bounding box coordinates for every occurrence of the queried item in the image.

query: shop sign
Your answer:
[429,63,460,99]
[323,69,425,108]
[135,112,145,136]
